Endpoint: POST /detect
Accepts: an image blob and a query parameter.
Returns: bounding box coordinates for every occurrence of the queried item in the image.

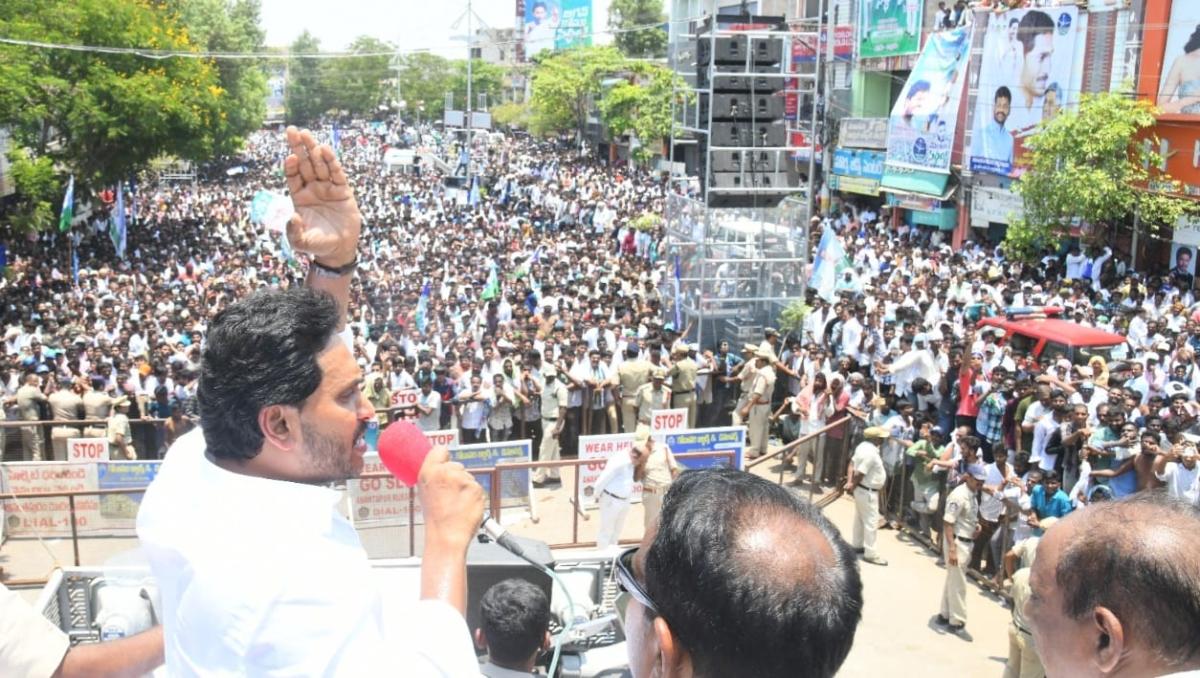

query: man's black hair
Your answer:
[994,85,1012,104]
[198,288,341,461]
[645,468,862,678]
[1017,10,1054,55]
[1055,492,1200,668]
[479,579,551,667]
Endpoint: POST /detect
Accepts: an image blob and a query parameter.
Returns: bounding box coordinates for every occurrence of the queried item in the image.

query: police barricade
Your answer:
[576,424,746,510]
[0,460,162,545]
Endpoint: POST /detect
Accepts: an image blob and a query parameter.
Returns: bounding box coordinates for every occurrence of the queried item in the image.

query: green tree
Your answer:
[284,30,327,124]
[609,0,667,59]
[0,0,233,195]
[395,52,455,122]
[166,0,268,155]
[1005,92,1199,262]
[491,102,531,129]
[530,45,627,140]
[597,62,685,162]
[450,60,506,113]
[3,149,58,235]
[326,35,394,116]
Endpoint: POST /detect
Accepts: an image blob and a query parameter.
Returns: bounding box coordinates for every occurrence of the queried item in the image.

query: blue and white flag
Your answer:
[673,254,683,330]
[808,224,848,302]
[468,175,481,206]
[110,182,127,260]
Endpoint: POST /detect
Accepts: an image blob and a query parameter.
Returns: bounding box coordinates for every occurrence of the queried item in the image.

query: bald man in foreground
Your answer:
[619,468,863,678]
[1026,492,1200,678]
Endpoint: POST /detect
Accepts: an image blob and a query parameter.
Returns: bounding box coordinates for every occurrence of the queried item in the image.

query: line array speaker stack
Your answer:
[694,17,794,209]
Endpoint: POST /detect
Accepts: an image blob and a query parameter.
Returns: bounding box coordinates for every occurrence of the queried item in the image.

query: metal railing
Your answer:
[0,449,736,585]
[0,404,425,462]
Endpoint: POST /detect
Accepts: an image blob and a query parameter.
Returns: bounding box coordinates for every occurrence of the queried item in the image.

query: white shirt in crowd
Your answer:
[137,429,479,676]
[1157,461,1200,505]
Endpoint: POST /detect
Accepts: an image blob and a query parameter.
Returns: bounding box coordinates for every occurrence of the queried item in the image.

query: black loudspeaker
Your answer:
[700,66,784,93]
[464,535,555,636]
[697,36,749,65]
[710,120,787,147]
[711,147,791,173]
[710,170,790,189]
[707,93,785,120]
[696,36,782,66]
[749,37,783,65]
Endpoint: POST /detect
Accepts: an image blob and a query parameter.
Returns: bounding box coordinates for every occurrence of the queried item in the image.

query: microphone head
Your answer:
[377,420,431,487]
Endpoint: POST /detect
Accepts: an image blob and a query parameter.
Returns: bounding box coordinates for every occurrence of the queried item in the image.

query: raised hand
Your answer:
[284,126,362,268]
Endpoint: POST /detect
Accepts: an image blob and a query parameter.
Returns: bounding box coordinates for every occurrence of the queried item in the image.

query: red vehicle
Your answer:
[977,307,1130,366]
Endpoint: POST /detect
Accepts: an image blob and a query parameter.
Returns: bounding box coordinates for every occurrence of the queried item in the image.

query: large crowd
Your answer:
[0,115,1197,677]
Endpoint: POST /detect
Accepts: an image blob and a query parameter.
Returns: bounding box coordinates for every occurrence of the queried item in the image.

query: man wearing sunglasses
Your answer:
[616,468,862,678]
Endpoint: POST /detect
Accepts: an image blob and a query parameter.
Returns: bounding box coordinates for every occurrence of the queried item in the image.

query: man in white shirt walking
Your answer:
[137,127,484,677]
[592,427,648,549]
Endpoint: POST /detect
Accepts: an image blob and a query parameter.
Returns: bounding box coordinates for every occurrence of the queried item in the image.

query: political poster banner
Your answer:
[858,0,923,59]
[555,0,592,51]
[662,426,747,471]
[969,7,1078,177]
[1156,1,1200,117]
[523,0,592,60]
[577,433,639,509]
[885,26,973,173]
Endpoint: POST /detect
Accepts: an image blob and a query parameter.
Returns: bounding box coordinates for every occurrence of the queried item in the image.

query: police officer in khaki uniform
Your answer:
[730,344,758,427]
[845,426,890,566]
[533,365,567,486]
[739,348,776,458]
[938,464,985,632]
[633,424,680,532]
[16,374,47,460]
[616,345,651,433]
[668,345,698,428]
[47,379,84,461]
[81,377,113,438]
[635,368,673,426]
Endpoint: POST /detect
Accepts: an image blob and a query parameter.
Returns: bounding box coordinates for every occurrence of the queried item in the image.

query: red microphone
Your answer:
[376,421,526,557]
[377,420,429,487]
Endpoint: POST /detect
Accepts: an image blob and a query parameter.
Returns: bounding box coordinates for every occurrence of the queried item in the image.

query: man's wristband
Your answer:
[310,255,357,278]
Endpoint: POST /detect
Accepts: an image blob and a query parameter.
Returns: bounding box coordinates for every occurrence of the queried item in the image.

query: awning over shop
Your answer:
[880,167,952,198]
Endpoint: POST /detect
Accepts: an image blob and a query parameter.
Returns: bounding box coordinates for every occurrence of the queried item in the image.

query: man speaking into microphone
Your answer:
[136,127,484,676]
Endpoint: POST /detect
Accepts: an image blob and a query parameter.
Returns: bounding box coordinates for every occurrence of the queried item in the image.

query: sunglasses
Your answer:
[614,547,658,622]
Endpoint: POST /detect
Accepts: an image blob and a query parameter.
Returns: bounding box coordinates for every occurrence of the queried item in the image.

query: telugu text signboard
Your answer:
[1,463,101,537]
[662,426,747,471]
[454,440,533,512]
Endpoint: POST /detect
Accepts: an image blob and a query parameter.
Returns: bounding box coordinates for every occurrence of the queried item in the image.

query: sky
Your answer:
[259,0,520,57]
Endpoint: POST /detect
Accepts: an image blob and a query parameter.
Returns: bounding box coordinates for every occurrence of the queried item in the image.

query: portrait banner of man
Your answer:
[883,26,973,173]
[968,7,1080,177]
